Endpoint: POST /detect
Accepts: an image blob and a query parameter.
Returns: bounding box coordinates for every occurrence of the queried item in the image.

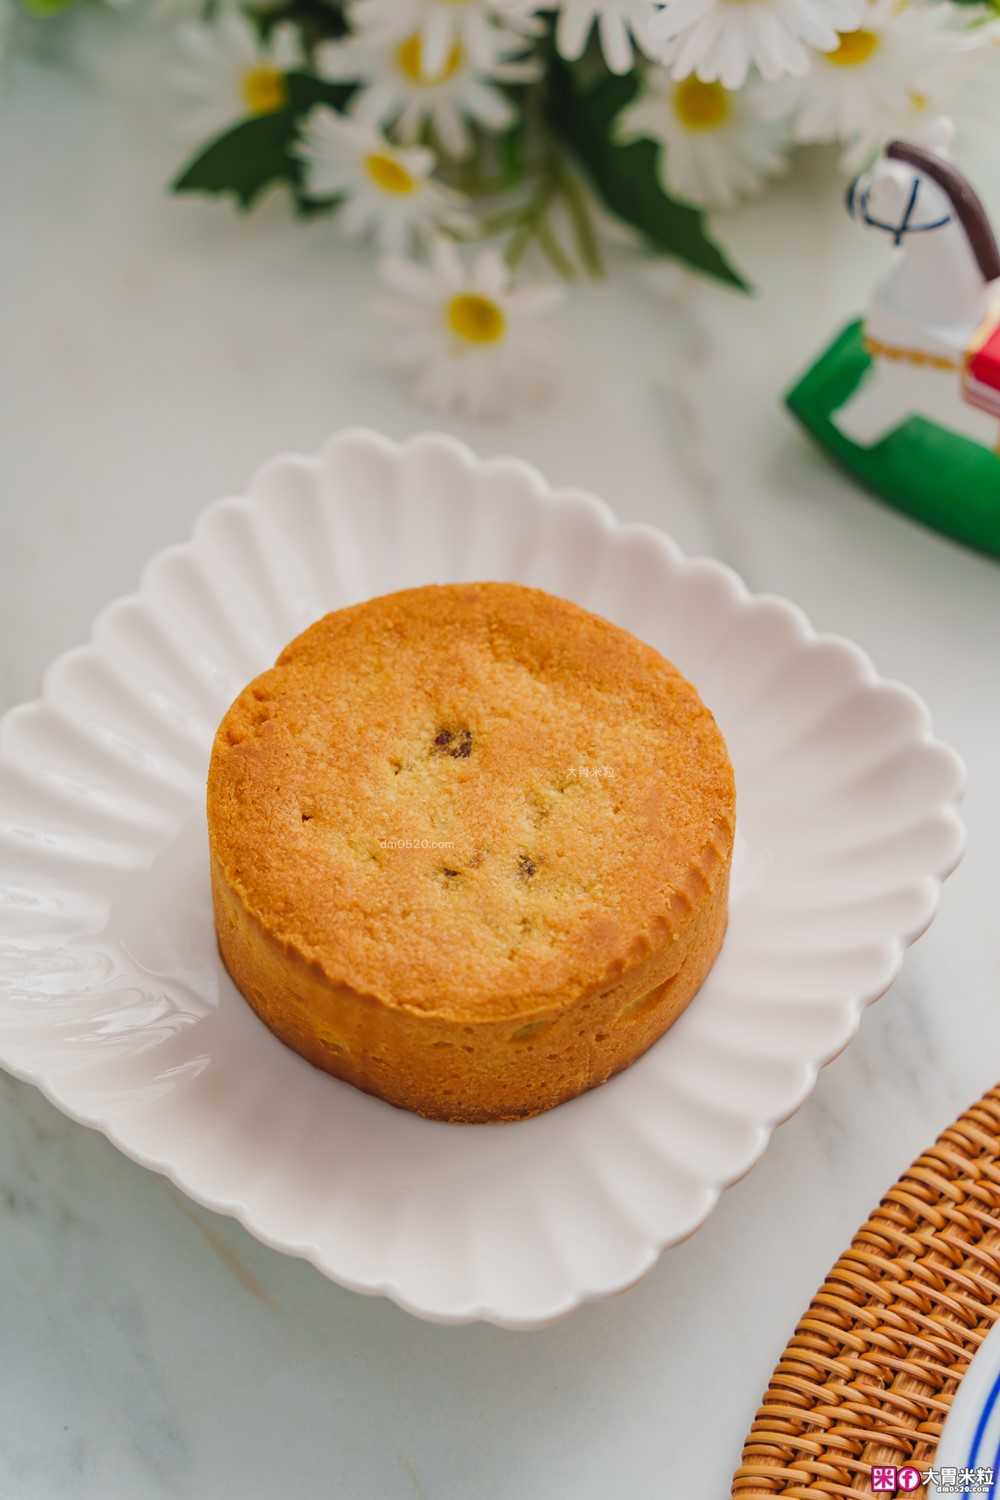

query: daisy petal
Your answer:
[599,11,635,74]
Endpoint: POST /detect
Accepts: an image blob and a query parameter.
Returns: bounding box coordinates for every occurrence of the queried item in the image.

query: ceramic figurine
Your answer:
[786,120,1000,558]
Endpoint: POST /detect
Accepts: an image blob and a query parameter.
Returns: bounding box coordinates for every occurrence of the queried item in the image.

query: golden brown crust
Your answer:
[207,582,735,1122]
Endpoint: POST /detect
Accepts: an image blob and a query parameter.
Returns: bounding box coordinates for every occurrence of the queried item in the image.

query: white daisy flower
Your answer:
[345,0,544,75]
[170,10,303,141]
[839,72,984,173]
[295,108,470,253]
[614,66,790,209]
[315,22,538,161]
[375,238,564,419]
[928,24,1000,156]
[646,0,862,89]
[545,1,662,75]
[755,0,985,148]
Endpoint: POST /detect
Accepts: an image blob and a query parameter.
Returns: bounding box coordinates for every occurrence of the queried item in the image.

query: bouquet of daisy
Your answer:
[161,0,998,414]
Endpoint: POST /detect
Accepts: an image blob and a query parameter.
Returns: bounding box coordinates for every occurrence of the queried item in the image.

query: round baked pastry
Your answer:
[207,582,735,1123]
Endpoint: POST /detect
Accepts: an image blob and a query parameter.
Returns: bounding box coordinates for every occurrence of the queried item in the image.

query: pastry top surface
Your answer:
[207,582,735,1020]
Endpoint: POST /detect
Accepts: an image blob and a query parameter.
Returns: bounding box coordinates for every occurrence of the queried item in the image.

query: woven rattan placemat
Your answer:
[732,1086,1000,1497]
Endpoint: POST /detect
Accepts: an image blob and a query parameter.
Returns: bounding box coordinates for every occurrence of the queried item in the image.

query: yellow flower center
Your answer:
[447,294,506,344]
[365,153,417,195]
[397,33,463,84]
[827,28,880,66]
[241,65,287,116]
[673,78,730,131]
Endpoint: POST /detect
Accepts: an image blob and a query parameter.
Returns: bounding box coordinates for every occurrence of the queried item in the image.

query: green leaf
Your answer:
[548,64,750,291]
[18,0,79,15]
[265,0,349,47]
[171,73,352,211]
[172,112,296,209]
[286,73,354,115]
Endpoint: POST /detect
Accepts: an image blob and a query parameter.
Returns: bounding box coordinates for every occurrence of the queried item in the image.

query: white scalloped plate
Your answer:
[936,1316,1000,1494]
[0,430,966,1329]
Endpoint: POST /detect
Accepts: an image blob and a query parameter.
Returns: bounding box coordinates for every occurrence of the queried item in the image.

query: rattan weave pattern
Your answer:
[732,1087,1000,1498]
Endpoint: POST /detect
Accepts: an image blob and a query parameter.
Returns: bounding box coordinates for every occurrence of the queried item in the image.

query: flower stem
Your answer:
[555,162,605,278]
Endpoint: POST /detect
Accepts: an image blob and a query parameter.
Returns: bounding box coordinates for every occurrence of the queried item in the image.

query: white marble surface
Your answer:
[2,16,1000,1499]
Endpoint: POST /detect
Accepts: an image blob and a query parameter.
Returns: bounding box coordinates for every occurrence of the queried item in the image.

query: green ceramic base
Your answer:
[785,320,1000,560]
